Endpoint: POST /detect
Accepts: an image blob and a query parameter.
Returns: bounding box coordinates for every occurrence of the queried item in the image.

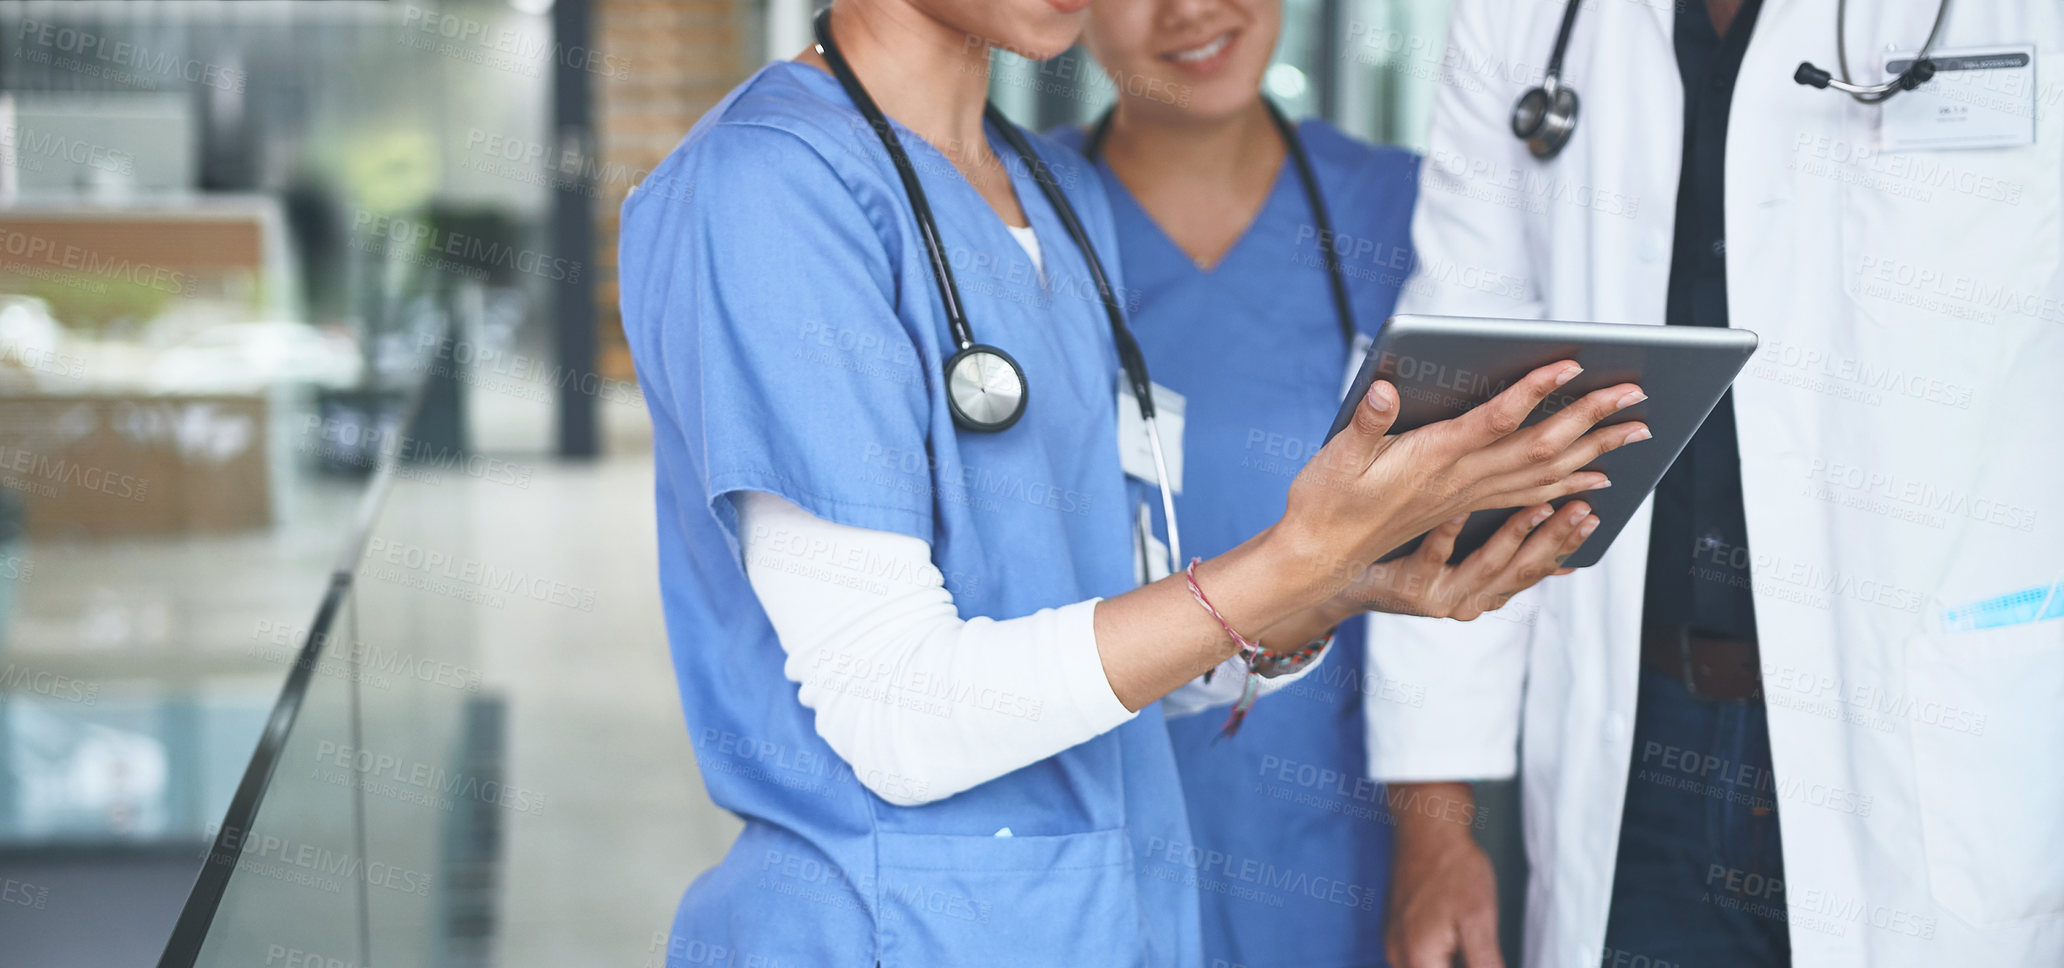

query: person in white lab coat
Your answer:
[1364,0,2064,966]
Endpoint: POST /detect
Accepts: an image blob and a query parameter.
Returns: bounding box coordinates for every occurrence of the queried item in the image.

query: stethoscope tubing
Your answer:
[812,8,1183,577]
[1519,0,1954,155]
[1082,98,1362,574]
[1082,102,1358,351]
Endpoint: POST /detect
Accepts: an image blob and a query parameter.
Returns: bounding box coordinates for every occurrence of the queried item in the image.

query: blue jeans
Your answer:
[1600,667,1792,968]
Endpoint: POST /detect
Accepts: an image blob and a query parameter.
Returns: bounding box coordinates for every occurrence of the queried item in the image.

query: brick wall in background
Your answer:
[593,0,754,379]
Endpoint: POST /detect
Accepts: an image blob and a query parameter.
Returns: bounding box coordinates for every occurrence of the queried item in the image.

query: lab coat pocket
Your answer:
[874,827,1146,968]
[1836,132,2061,316]
[1903,623,2064,925]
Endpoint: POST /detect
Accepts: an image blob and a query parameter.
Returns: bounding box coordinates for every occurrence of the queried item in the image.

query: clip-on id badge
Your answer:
[1116,375,1185,493]
[1881,45,2038,151]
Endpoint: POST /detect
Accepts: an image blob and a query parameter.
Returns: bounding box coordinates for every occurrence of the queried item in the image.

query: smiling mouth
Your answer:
[1164,31,1233,64]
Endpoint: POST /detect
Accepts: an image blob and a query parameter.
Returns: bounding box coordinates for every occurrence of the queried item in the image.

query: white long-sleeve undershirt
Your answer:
[734,491,1330,806]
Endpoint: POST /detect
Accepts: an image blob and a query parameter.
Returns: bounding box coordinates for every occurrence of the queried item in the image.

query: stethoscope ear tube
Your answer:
[1794,0,1953,103]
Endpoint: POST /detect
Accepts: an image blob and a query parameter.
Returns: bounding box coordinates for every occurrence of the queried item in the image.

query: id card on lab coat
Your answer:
[1116,377,1185,493]
[1881,46,2038,151]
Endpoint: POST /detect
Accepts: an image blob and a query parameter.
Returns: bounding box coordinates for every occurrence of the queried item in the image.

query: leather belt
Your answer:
[1640,626,1763,702]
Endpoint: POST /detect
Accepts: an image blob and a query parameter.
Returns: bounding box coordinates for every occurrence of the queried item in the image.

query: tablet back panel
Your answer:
[1327,314,1759,568]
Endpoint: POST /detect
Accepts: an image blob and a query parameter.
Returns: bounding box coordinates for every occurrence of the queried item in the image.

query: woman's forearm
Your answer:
[1092,522,1344,711]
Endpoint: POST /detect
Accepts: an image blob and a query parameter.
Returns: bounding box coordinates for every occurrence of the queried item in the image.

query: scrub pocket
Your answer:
[874,827,1146,968]
[1904,623,2064,925]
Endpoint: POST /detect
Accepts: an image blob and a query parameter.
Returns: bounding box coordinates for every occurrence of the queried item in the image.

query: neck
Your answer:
[1099,97,1284,192]
[799,1,996,161]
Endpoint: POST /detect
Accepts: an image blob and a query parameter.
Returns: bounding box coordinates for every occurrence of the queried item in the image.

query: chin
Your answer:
[1180,80,1263,121]
[1012,26,1085,61]
[940,0,1085,61]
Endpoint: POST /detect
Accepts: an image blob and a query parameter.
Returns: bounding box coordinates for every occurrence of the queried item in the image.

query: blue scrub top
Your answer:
[1051,119,1420,968]
[620,62,1200,968]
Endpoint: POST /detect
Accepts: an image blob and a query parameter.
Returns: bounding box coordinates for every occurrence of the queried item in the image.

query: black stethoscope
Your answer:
[1083,101,1358,352]
[812,8,1185,569]
[1513,0,1952,160]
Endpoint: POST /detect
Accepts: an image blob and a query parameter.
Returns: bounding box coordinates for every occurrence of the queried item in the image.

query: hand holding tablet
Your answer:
[1283,354,1651,617]
[1326,314,1759,568]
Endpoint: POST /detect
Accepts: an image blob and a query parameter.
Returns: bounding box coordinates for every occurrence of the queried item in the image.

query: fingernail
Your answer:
[1579,516,1601,538]
[1366,382,1393,413]
[1625,426,1652,443]
[1530,507,1554,526]
[1593,478,1613,489]
[1618,389,1647,409]
[1450,514,1469,526]
[1555,364,1582,387]
[1566,502,1589,520]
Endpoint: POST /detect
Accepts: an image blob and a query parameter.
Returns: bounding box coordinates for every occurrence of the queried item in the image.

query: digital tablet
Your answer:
[1326,314,1759,568]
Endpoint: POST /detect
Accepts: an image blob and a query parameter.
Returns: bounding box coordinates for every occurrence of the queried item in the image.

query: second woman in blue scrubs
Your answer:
[620,1,1633,964]
[1058,2,1522,965]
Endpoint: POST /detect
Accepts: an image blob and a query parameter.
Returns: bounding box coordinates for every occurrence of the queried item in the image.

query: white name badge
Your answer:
[1881,45,2037,151]
[1116,376,1185,494]
[1339,332,1375,402]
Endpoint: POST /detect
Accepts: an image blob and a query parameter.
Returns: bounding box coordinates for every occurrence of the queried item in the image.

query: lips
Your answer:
[1045,0,1091,13]
[1160,30,1236,75]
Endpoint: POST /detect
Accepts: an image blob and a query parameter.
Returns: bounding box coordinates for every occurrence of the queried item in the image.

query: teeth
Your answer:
[1170,33,1230,63]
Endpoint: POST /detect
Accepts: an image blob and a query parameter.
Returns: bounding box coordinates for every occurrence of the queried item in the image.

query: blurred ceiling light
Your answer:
[510,0,556,14]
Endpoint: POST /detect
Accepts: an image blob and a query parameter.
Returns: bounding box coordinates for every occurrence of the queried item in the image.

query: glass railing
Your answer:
[0,1,589,961]
[156,357,439,968]
[148,316,635,967]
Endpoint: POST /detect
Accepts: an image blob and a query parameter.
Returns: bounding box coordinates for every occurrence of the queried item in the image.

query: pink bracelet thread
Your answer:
[1183,558,1335,738]
[1183,558,1261,659]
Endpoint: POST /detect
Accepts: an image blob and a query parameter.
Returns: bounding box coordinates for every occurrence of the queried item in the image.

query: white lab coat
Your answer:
[1364,0,2064,965]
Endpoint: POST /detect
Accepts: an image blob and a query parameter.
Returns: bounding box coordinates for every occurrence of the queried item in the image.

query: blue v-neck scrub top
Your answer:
[1051,119,1421,968]
[618,62,1202,968]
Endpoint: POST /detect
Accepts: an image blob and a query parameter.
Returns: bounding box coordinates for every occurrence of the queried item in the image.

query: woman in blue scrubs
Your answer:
[617,1,1638,965]
[1056,2,1432,965]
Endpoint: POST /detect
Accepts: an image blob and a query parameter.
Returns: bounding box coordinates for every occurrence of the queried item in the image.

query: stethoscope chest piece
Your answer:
[945,343,1028,432]
[1512,77,1580,160]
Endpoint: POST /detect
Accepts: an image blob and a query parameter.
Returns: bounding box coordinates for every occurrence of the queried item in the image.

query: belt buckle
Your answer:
[1673,628,1760,703]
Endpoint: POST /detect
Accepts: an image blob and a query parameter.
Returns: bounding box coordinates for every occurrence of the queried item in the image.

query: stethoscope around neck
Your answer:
[1083,102,1358,352]
[1512,0,1953,160]
[811,7,1185,570]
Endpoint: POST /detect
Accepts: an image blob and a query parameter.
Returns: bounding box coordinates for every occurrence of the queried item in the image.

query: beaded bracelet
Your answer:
[1183,558,1334,737]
